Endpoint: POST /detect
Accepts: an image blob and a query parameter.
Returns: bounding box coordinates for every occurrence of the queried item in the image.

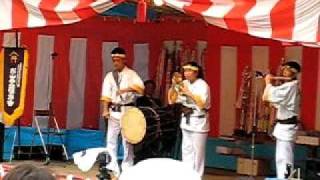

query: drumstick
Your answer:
[104,116,109,131]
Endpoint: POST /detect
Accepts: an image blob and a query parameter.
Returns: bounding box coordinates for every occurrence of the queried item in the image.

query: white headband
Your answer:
[111,54,126,58]
[183,65,199,71]
[283,65,298,73]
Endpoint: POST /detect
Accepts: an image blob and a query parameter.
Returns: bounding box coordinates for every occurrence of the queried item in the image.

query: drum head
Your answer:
[121,107,146,144]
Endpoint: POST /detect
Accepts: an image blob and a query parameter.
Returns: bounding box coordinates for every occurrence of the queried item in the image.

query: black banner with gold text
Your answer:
[0,48,28,126]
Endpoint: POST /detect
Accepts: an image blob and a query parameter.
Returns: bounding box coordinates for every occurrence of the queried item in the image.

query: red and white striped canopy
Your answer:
[0,0,122,30]
[0,0,320,45]
[164,0,320,45]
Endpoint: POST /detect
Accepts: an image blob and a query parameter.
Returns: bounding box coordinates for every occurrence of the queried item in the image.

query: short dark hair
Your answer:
[282,61,301,73]
[144,80,156,87]
[111,47,126,55]
[3,164,55,180]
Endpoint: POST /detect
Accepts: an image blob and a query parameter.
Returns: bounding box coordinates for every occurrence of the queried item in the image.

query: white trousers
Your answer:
[106,116,134,177]
[181,129,208,177]
[276,139,294,179]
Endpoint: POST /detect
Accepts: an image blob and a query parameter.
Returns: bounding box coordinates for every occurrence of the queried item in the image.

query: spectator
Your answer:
[3,164,55,180]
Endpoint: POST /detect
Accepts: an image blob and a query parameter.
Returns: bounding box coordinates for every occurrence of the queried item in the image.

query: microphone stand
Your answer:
[14,31,22,160]
[44,52,58,165]
[249,73,264,179]
[244,73,260,180]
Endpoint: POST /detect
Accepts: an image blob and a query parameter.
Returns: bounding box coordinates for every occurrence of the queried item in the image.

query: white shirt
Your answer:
[177,79,211,132]
[263,80,300,120]
[119,158,201,180]
[263,80,300,141]
[101,66,144,119]
[73,147,111,172]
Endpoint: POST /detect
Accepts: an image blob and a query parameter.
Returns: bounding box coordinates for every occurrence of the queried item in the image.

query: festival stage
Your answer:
[1,126,313,179]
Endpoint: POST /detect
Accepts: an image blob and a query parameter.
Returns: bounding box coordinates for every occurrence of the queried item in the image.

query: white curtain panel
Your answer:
[2,32,21,47]
[219,46,237,136]
[67,38,87,129]
[99,42,119,130]
[32,35,55,127]
[163,41,175,53]
[196,40,207,64]
[285,46,303,84]
[133,43,150,81]
[102,42,119,78]
[33,35,55,110]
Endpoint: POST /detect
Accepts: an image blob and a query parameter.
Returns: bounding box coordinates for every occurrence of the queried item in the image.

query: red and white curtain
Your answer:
[164,0,320,45]
[1,0,320,46]
[0,0,122,31]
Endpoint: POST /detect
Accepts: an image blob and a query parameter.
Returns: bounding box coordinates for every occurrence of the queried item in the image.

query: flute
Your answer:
[269,76,292,81]
[255,71,292,81]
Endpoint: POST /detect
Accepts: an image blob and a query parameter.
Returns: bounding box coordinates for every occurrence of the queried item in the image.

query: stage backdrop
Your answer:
[0,16,319,137]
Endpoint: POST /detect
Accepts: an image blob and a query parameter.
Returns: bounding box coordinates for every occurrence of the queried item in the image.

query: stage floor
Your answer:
[3,160,266,180]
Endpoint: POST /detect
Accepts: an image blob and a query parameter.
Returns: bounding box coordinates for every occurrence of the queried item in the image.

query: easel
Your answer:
[31,102,69,165]
[29,49,68,164]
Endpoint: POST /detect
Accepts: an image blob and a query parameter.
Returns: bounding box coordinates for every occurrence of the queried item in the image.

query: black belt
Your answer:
[111,103,134,112]
[276,116,297,125]
[181,106,206,124]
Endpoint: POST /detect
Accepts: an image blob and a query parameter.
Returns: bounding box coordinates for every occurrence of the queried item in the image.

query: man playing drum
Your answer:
[101,47,144,177]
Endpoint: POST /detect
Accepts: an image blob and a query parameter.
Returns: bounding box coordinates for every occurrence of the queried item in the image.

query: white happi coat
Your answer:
[263,80,300,141]
[263,80,300,179]
[176,78,210,177]
[102,66,144,119]
[177,79,211,132]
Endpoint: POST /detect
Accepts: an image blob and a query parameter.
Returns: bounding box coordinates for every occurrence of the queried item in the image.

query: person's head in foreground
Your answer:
[3,164,55,180]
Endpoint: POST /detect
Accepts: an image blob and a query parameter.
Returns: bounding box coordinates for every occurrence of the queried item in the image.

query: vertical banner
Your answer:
[0,47,28,126]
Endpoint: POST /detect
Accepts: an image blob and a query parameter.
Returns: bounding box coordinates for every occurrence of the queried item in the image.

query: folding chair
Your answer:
[30,109,69,164]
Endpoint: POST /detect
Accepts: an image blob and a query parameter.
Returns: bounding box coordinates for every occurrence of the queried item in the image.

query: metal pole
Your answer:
[250,77,259,179]
[15,30,19,48]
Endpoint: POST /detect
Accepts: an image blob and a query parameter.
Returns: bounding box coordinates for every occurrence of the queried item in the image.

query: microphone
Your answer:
[51,52,58,60]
